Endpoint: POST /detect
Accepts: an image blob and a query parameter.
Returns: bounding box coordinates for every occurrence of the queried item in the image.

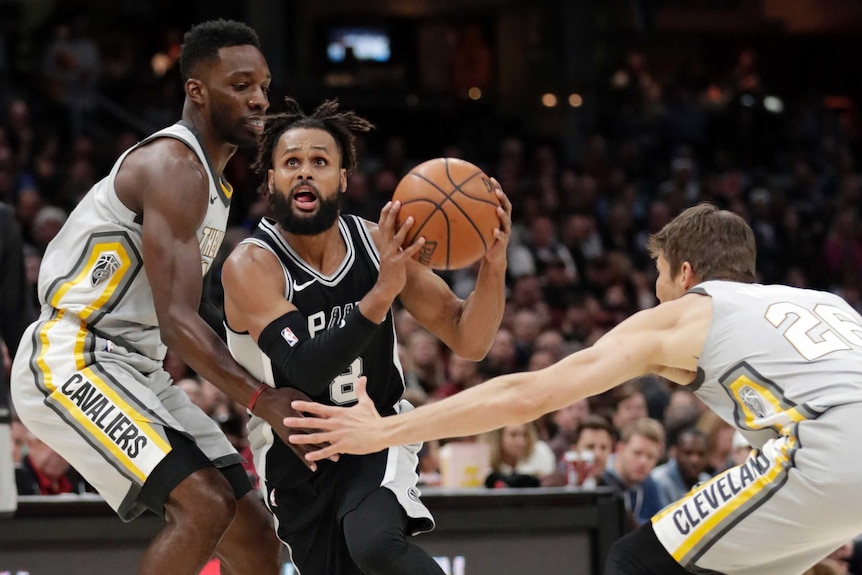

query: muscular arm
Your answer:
[287,294,712,459]
[116,141,265,407]
[383,186,511,360]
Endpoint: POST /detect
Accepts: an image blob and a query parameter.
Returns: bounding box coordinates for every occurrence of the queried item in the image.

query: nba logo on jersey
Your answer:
[280,327,299,347]
[90,253,121,287]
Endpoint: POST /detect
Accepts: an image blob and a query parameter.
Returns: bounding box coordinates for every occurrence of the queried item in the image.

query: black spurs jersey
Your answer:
[226,216,406,485]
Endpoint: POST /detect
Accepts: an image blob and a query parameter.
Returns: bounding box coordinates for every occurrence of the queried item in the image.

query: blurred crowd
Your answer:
[1,10,861,575]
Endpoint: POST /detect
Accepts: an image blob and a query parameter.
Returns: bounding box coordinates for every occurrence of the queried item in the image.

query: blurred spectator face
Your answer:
[574,428,614,479]
[552,399,590,435]
[28,434,71,479]
[612,391,647,431]
[395,308,421,339]
[529,216,555,248]
[674,432,709,484]
[33,206,67,249]
[614,433,662,485]
[176,377,204,409]
[535,330,565,358]
[500,424,531,463]
[447,354,479,387]
[513,309,541,347]
[16,187,43,228]
[487,329,516,367]
[510,275,542,308]
[527,349,555,371]
[407,330,441,370]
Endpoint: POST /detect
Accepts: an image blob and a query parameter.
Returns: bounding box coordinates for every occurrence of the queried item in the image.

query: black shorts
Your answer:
[264,449,430,575]
[605,521,707,575]
[139,428,253,517]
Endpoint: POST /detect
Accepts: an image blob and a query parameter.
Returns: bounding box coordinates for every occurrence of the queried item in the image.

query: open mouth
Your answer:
[292,188,318,211]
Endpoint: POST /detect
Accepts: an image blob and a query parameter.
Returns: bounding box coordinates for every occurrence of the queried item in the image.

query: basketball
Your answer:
[392,157,501,270]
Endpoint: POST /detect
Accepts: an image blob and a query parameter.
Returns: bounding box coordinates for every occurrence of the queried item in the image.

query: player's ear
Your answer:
[339,168,347,194]
[185,78,205,105]
[679,261,698,289]
[267,169,275,194]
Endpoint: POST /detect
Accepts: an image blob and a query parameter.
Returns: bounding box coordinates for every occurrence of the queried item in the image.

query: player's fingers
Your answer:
[377,200,392,228]
[495,187,513,214]
[284,415,334,430]
[401,235,426,258]
[395,215,415,242]
[289,431,333,445]
[299,442,341,462]
[291,400,337,417]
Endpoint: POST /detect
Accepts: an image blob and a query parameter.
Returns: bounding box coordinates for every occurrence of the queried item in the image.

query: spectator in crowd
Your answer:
[484,422,556,488]
[15,431,92,495]
[434,353,484,399]
[650,426,711,504]
[546,398,591,461]
[601,417,666,527]
[610,380,649,433]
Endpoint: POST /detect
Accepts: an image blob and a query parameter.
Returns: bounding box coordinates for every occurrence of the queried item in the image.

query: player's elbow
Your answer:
[453,342,490,363]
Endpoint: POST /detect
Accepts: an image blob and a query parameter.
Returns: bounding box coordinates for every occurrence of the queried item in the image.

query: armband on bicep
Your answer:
[256,309,382,396]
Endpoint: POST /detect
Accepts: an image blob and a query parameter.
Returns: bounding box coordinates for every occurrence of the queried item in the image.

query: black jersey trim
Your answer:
[257,217,355,287]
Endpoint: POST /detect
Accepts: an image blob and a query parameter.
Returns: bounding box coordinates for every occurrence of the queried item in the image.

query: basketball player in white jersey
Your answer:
[287,203,862,575]
[10,20,314,575]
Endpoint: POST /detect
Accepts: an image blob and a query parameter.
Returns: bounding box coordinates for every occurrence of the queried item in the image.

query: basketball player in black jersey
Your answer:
[220,99,512,575]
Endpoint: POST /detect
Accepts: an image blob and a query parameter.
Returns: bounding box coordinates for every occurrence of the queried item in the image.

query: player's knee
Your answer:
[166,469,237,536]
[346,527,404,575]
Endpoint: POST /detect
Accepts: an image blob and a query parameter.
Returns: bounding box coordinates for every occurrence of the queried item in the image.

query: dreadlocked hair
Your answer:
[253,98,374,180]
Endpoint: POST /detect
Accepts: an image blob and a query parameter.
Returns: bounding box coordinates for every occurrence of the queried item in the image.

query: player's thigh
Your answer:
[159,384,241,466]
[12,328,178,519]
[654,413,862,575]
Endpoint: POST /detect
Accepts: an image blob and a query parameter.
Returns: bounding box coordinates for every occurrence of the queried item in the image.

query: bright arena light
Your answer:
[568,93,583,107]
[468,87,482,100]
[764,95,784,114]
[541,93,558,107]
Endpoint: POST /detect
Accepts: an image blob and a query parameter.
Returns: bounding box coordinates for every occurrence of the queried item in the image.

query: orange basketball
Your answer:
[392,158,500,270]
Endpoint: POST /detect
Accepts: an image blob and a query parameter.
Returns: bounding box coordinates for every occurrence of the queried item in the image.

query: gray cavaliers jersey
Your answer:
[36,122,233,361]
[690,281,862,448]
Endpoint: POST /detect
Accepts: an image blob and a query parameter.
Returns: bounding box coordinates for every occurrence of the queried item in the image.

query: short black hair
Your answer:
[180,19,261,82]
[253,98,374,178]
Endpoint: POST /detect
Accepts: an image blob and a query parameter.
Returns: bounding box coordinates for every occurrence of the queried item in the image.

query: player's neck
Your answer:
[277,223,346,275]
[181,106,237,175]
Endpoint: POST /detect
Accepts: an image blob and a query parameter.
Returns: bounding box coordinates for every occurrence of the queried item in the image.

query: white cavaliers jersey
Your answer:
[689,281,862,448]
[36,122,233,361]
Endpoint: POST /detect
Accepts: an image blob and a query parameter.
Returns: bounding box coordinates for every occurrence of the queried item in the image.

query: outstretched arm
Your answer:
[395,182,512,360]
[286,294,711,460]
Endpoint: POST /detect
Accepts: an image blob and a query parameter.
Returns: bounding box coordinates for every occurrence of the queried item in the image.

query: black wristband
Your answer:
[257,308,382,396]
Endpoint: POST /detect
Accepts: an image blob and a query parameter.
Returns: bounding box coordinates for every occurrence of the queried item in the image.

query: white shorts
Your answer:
[653,403,862,575]
[10,311,240,521]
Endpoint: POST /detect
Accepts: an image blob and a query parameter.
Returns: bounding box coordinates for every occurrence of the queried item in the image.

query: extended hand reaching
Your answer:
[251,386,332,471]
[283,377,386,462]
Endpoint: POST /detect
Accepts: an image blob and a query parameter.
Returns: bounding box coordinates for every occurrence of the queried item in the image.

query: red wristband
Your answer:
[247,383,269,412]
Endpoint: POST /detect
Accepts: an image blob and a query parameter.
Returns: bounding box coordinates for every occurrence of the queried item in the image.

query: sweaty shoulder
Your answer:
[114,137,209,216]
[224,241,284,290]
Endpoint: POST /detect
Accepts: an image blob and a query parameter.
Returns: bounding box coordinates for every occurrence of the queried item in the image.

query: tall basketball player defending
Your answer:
[289,203,862,575]
[11,20,315,575]
[220,98,511,574]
